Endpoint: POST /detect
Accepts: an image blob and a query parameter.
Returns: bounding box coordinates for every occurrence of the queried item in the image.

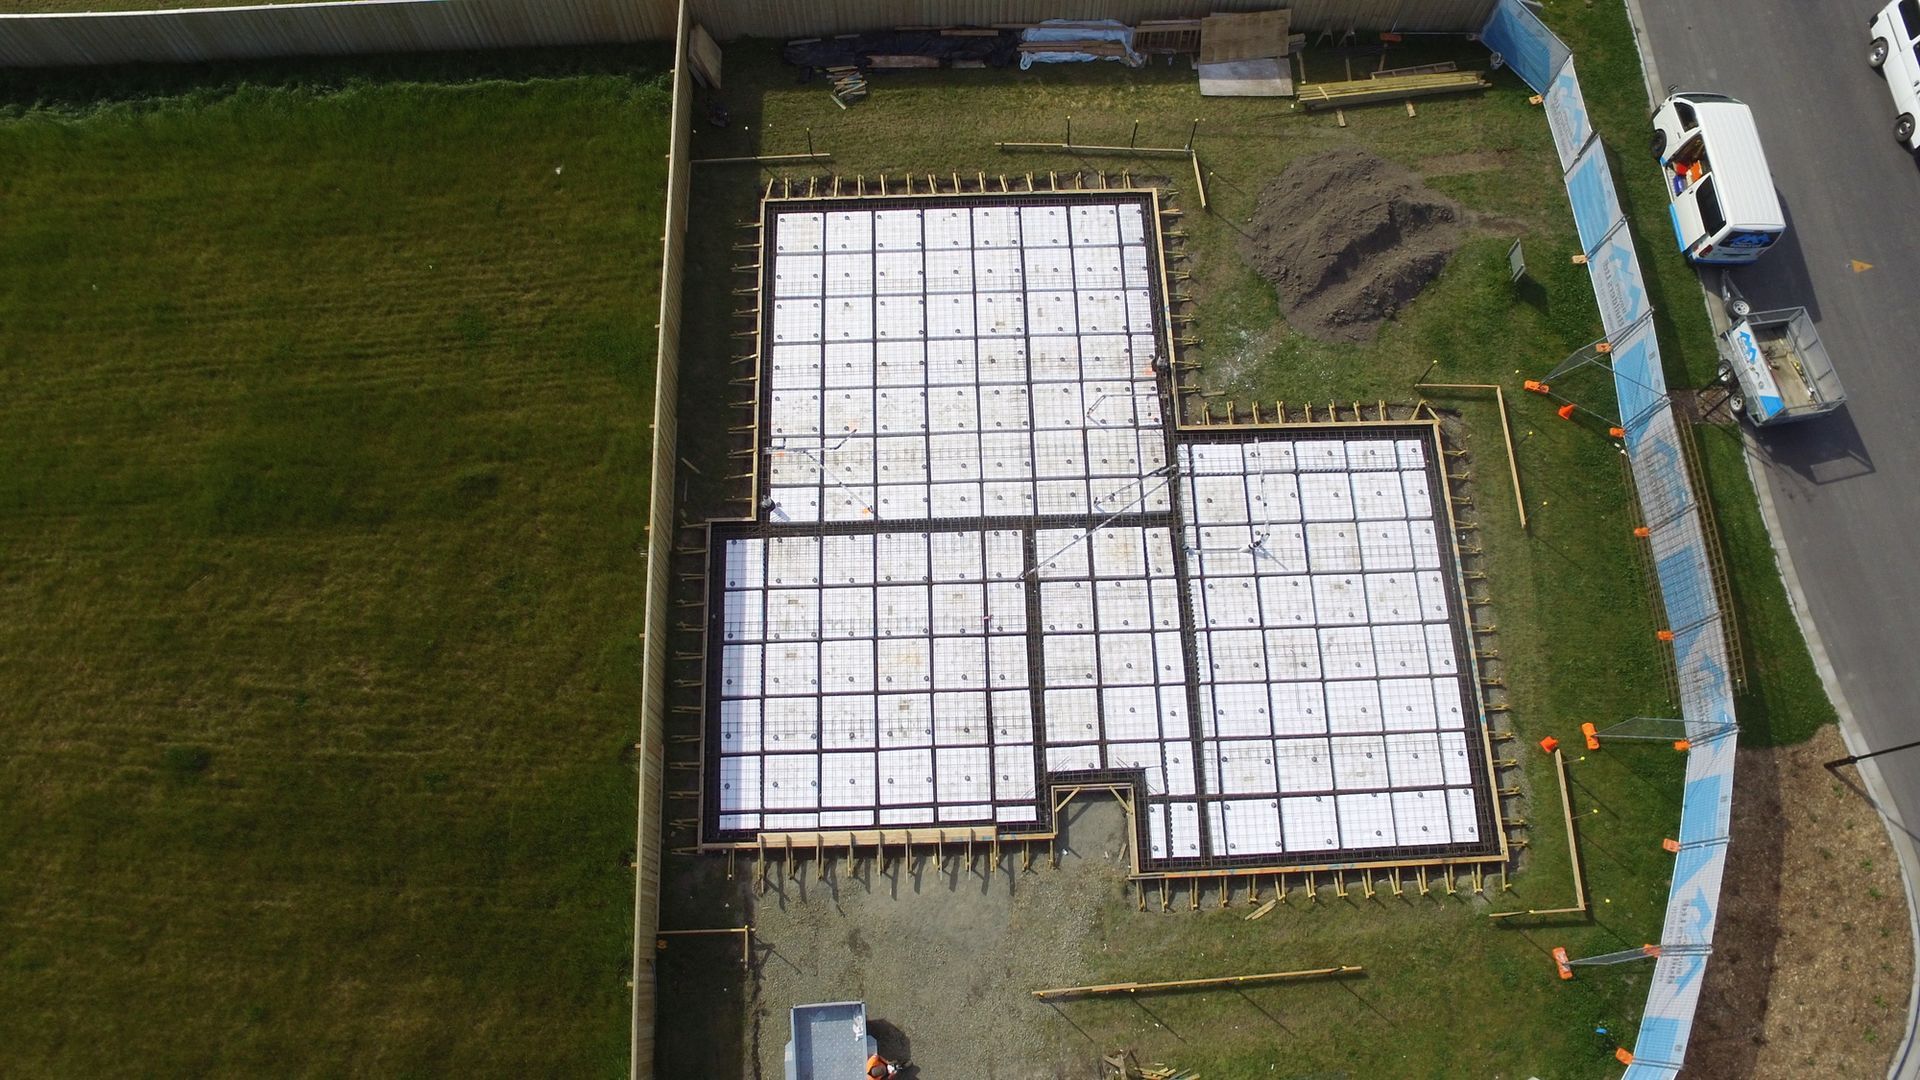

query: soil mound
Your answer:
[1240,147,1464,343]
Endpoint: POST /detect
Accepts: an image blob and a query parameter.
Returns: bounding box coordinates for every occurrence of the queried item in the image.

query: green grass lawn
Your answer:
[0,60,668,1075]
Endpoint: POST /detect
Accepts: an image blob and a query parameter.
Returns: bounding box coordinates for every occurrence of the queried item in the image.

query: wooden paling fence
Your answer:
[629,4,693,1079]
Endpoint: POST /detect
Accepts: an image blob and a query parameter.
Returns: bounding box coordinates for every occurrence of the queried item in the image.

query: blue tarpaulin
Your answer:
[1019,20,1143,69]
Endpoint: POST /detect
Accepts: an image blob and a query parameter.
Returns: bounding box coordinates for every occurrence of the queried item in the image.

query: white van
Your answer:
[1649,93,1787,265]
[1869,0,1920,150]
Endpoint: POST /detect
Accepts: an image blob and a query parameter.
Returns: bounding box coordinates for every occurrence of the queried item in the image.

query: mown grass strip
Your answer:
[0,61,669,1075]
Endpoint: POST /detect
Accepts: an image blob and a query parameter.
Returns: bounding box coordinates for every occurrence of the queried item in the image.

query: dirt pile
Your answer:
[1240,146,1464,343]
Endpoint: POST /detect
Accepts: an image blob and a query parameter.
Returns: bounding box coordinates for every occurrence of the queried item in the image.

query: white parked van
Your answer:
[1870,0,1920,150]
[1649,93,1787,265]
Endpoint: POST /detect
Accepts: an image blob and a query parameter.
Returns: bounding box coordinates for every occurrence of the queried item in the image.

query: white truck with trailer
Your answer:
[1646,91,1843,425]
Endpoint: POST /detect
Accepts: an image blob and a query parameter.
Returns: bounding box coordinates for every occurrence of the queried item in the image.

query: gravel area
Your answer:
[744,801,1134,1078]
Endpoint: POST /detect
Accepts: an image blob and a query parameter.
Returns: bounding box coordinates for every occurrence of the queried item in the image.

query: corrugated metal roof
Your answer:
[1693,100,1786,230]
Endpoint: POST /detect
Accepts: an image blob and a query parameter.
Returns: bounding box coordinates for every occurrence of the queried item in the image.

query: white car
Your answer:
[1870,0,1920,150]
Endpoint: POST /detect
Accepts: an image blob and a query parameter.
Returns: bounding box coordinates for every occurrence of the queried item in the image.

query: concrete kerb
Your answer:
[1618,0,1920,1074]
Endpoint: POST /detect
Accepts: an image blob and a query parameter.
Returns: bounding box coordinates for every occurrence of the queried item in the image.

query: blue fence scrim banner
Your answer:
[1566,137,1623,254]
[1543,60,1593,168]
[1479,3,1738,1076]
[1608,320,1667,436]
[1479,0,1571,92]
[1587,224,1652,333]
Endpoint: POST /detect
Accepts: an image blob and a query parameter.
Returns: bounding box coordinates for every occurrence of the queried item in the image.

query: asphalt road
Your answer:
[1630,0,1920,1073]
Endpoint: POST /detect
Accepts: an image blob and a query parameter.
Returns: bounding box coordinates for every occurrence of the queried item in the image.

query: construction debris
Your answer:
[824,67,867,107]
[1101,1051,1200,1080]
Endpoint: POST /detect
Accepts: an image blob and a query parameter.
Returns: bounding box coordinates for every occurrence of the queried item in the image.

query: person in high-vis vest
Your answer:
[864,1054,898,1078]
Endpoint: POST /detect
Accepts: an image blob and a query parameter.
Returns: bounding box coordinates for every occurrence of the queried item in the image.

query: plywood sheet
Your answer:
[1199,9,1292,64]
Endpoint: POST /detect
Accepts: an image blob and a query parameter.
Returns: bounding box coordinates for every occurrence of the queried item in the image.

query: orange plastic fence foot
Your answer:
[1539,736,1560,754]
[1581,722,1600,750]
[1609,426,1626,438]
[1596,341,1613,354]
[1633,525,1651,538]
[1674,739,1692,752]
[1656,629,1676,642]
[1662,838,1681,853]
[1615,1047,1635,1065]
[1552,947,1573,980]
[1557,403,1577,420]
[1523,380,1550,395]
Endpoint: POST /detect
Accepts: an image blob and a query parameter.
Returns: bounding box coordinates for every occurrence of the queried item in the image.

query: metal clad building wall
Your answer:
[629,3,691,1079]
[0,0,1495,67]
[686,0,1496,38]
[0,0,676,67]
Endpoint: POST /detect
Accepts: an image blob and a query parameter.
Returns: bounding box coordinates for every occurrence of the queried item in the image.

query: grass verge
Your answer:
[0,57,668,1075]
[1541,0,1837,746]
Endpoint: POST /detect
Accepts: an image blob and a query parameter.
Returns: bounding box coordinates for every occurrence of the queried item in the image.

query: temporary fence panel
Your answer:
[1542,59,1593,169]
[1481,1,1737,1075]
[630,4,692,1080]
[1477,0,1567,90]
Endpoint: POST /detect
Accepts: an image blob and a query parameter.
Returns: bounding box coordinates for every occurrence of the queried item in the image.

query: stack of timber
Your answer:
[1297,70,1488,111]
[1371,59,1457,78]
[1015,39,1134,57]
[825,66,867,106]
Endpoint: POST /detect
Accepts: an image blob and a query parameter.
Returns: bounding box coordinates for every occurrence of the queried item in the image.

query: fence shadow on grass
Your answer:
[0,43,672,114]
